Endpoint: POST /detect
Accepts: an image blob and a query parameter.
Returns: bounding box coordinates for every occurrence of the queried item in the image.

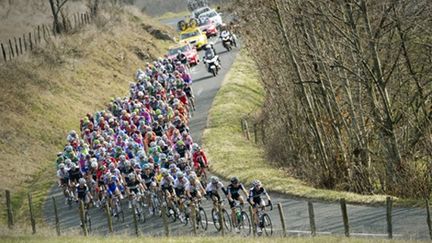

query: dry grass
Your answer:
[0,7,174,225]
[201,51,420,206]
[0,234,422,243]
[0,0,87,41]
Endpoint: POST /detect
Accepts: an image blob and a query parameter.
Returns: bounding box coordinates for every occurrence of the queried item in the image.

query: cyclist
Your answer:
[68,163,82,201]
[174,171,190,222]
[125,173,145,209]
[76,178,93,208]
[249,179,272,234]
[205,176,227,204]
[105,173,123,215]
[185,173,206,202]
[160,168,176,210]
[227,176,248,232]
[57,163,70,204]
[192,143,208,180]
[140,164,157,215]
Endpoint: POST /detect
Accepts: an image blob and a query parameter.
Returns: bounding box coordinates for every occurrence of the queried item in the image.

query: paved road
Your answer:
[43,18,431,240]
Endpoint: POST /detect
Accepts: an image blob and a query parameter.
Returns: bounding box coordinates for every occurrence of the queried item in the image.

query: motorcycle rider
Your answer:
[176,50,188,67]
[219,24,237,49]
[203,44,221,73]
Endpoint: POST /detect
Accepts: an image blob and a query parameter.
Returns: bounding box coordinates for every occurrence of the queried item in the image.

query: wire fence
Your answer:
[0,11,93,63]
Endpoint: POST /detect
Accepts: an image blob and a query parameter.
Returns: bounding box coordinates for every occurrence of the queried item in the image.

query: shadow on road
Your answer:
[193,74,215,83]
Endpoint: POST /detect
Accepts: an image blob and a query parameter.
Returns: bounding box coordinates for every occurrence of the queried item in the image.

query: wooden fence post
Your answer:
[244,120,250,140]
[1,43,6,61]
[105,204,113,233]
[386,196,393,239]
[308,201,316,237]
[249,205,256,237]
[340,198,349,237]
[131,204,139,236]
[5,190,14,229]
[74,14,77,28]
[261,120,266,144]
[277,203,287,237]
[37,25,41,43]
[191,203,197,236]
[8,39,14,59]
[14,37,19,56]
[18,37,23,55]
[52,197,61,236]
[28,193,36,234]
[23,34,27,52]
[28,33,33,50]
[81,13,85,26]
[162,205,170,236]
[79,200,88,236]
[254,123,258,144]
[426,199,431,240]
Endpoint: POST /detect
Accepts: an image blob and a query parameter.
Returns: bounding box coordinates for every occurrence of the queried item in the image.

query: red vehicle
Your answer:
[198,17,218,38]
[167,43,199,66]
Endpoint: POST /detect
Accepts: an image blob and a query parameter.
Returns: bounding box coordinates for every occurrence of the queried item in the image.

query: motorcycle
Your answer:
[203,54,220,77]
[221,31,237,52]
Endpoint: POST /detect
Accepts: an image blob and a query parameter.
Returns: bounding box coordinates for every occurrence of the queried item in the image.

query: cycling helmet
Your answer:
[252,179,262,187]
[230,176,239,184]
[177,171,184,178]
[161,168,169,176]
[189,173,197,180]
[91,161,98,168]
[143,163,151,170]
[211,176,219,184]
[125,160,131,167]
[119,155,126,161]
[65,145,73,152]
[128,173,136,180]
[79,178,86,185]
[159,153,167,160]
[192,143,200,151]
[169,163,177,170]
[58,163,65,169]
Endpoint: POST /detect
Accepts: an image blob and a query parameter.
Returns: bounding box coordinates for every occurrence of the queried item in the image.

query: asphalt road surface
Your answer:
[43,18,431,240]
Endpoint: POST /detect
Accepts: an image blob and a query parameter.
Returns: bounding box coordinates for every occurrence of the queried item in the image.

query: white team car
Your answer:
[198,10,223,27]
[191,6,212,19]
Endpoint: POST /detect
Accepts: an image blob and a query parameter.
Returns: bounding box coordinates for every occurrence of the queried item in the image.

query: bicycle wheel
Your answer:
[152,194,162,216]
[211,208,221,231]
[239,212,251,236]
[116,201,125,222]
[136,202,146,223]
[198,207,208,230]
[262,214,273,236]
[166,204,178,223]
[222,209,232,232]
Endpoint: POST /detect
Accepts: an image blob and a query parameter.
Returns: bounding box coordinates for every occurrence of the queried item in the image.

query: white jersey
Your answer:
[186,181,204,193]
[160,175,175,188]
[174,177,190,190]
[57,168,69,179]
[205,181,224,193]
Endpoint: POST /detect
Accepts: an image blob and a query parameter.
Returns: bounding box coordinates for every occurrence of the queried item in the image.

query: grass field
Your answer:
[201,51,421,206]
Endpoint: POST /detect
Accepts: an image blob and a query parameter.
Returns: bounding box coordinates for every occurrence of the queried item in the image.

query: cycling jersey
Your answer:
[174,177,190,196]
[140,171,155,188]
[76,184,88,200]
[126,179,141,194]
[227,183,245,199]
[249,187,268,205]
[69,168,82,183]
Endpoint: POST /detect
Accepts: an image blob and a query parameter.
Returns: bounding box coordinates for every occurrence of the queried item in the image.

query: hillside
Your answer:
[0,5,174,224]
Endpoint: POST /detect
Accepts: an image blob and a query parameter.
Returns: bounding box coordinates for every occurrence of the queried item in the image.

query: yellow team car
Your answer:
[179,27,208,50]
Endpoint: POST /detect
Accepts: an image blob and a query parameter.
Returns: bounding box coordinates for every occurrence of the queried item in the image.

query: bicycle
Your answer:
[210,197,232,232]
[131,192,146,223]
[255,203,273,236]
[80,199,92,233]
[232,201,251,236]
[111,194,124,222]
[185,198,208,231]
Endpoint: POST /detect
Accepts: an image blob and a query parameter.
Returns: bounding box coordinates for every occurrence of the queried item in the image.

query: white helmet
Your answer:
[79,178,86,185]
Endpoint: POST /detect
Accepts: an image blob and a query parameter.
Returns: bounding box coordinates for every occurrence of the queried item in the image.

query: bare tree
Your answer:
[48,0,69,34]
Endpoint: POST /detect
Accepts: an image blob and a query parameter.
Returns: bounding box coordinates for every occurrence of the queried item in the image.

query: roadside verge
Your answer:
[201,50,418,206]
